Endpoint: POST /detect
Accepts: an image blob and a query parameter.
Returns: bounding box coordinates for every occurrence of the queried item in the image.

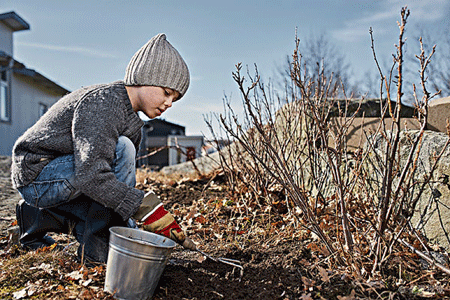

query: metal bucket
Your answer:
[104,227,176,300]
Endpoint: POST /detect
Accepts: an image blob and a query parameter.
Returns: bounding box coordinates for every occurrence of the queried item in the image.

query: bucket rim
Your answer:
[109,226,177,249]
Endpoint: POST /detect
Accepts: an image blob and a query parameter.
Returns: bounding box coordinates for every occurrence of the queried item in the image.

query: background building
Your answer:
[138,119,204,169]
[0,11,69,156]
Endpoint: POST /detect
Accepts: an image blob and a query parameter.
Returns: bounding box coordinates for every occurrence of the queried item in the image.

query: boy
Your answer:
[11,33,195,264]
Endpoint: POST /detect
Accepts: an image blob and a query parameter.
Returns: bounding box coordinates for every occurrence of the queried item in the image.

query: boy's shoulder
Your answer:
[69,81,133,117]
[69,81,128,106]
[80,81,126,97]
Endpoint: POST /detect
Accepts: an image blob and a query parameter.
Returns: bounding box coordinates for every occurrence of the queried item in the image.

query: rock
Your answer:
[427,96,450,133]
[160,151,221,176]
[329,98,415,118]
[369,130,450,251]
[330,117,421,151]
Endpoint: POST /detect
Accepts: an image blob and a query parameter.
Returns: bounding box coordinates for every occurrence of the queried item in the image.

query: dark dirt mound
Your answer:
[154,240,307,300]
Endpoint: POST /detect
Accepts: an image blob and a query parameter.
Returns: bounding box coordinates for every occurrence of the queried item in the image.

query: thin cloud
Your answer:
[387,0,449,21]
[179,100,227,114]
[332,0,450,42]
[332,27,385,42]
[190,76,203,82]
[16,42,118,58]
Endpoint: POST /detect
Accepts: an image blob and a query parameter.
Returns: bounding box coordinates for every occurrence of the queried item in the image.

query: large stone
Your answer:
[330,117,421,151]
[277,99,450,250]
[159,141,244,176]
[369,130,450,251]
[160,150,221,176]
[427,96,450,133]
[329,98,415,118]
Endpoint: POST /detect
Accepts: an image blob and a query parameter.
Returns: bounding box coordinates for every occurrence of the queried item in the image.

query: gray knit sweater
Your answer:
[11,81,144,220]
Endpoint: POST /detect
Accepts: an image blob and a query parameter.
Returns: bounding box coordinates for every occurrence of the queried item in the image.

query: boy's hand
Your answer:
[133,191,195,249]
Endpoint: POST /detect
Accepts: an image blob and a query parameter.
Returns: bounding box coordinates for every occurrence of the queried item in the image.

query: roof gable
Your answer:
[0,11,30,32]
[0,51,69,95]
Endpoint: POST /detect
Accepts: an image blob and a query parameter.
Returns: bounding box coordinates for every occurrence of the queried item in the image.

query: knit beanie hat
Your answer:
[124,33,190,99]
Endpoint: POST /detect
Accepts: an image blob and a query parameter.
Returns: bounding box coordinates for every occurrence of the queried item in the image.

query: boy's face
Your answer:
[130,86,180,119]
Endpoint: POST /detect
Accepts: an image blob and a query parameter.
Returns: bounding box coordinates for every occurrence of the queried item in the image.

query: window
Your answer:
[39,103,48,117]
[0,70,9,122]
[186,147,196,161]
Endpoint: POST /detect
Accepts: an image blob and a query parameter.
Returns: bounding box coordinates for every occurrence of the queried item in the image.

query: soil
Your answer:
[0,156,308,299]
[1,156,448,299]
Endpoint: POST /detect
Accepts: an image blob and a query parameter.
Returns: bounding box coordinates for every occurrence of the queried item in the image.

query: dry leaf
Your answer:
[301,276,315,289]
[300,293,314,300]
[91,265,105,274]
[317,266,330,283]
[81,279,93,287]
[27,285,37,297]
[337,289,356,300]
[195,215,208,224]
[13,288,27,299]
[196,254,206,263]
[186,209,198,220]
[36,243,57,253]
[66,270,84,281]
[234,230,246,235]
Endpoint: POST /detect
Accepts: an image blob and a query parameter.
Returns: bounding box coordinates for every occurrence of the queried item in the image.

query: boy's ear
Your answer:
[125,85,140,111]
[174,90,181,102]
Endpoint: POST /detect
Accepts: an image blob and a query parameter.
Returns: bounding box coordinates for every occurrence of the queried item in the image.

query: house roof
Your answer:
[143,118,186,130]
[0,50,70,95]
[0,11,30,32]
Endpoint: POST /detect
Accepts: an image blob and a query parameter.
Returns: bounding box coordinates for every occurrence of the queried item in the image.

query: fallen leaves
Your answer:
[35,242,58,253]
[30,262,53,275]
[337,289,356,300]
[12,288,27,299]
[301,276,316,291]
[66,269,85,280]
[317,266,330,283]
[2,169,450,299]
[1,249,112,300]
[307,242,330,257]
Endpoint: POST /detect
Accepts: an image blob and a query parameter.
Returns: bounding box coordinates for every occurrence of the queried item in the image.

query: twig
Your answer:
[396,237,450,275]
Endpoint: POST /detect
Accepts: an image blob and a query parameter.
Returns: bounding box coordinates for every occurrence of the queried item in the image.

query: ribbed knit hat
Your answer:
[124,33,190,99]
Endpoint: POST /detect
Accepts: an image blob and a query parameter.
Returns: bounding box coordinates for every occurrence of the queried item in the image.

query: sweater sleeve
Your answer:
[71,90,143,220]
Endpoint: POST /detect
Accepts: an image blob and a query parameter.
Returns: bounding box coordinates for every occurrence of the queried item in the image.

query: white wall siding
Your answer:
[0,22,13,55]
[167,135,204,166]
[0,73,60,155]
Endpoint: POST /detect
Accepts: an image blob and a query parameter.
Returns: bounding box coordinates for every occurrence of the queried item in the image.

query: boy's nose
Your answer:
[165,98,173,107]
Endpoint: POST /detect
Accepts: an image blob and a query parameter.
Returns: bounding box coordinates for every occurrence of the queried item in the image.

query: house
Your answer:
[0,11,70,156]
[138,118,204,169]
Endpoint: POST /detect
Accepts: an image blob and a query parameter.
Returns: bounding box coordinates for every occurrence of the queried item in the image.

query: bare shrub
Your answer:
[207,7,450,276]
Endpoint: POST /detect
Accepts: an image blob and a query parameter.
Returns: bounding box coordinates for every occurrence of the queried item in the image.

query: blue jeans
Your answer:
[16,136,138,263]
[18,136,137,208]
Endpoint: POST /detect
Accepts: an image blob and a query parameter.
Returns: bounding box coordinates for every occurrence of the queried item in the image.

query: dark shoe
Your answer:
[21,235,56,250]
[76,232,110,264]
[16,199,71,250]
[55,195,128,265]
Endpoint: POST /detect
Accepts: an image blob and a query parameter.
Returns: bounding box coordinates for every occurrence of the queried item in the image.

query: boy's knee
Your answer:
[116,136,136,161]
[114,136,137,187]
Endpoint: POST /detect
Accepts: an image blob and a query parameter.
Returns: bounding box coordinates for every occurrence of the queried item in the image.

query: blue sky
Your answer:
[2,0,449,137]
